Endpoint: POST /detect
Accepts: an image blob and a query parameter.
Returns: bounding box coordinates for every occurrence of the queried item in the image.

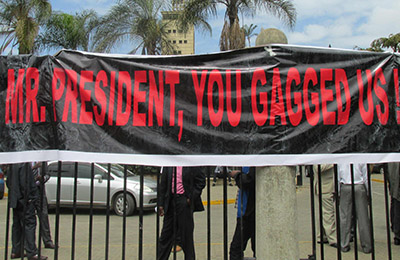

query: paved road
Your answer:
[0,174,399,259]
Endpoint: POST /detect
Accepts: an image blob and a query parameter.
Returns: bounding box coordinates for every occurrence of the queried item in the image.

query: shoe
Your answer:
[28,255,48,260]
[341,246,350,252]
[329,243,337,248]
[44,242,56,249]
[171,245,182,253]
[228,182,233,186]
[362,248,372,254]
[317,240,328,244]
[394,237,400,245]
[212,183,216,186]
[11,253,27,259]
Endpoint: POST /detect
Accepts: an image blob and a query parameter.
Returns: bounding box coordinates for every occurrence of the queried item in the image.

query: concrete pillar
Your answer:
[256,166,298,260]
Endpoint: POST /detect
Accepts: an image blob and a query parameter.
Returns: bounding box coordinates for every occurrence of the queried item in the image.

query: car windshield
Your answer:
[99,164,136,178]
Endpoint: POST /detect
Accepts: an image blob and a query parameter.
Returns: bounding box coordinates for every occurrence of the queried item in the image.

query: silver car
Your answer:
[45,162,158,216]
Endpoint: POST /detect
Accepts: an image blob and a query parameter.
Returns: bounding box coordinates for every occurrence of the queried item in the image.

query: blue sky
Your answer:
[8,0,400,54]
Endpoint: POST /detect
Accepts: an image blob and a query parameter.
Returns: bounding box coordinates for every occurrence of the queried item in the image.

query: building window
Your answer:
[168,30,171,33]
[184,40,187,44]
[179,40,182,44]
[173,29,176,33]
[173,40,176,44]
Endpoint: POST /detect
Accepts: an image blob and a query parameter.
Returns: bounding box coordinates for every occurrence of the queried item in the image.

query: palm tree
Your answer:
[178,0,296,51]
[370,33,400,52]
[0,0,52,54]
[35,10,99,53]
[243,23,258,47]
[93,0,174,55]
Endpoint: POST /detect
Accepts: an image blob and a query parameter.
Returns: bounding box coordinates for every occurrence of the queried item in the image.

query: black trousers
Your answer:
[229,214,255,260]
[12,202,38,257]
[158,196,195,260]
[36,188,52,245]
[393,198,400,239]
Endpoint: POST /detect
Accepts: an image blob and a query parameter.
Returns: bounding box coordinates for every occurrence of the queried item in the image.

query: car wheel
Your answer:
[113,193,136,216]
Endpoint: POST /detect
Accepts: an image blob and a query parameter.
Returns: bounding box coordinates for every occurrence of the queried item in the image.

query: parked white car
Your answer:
[45,162,158,216]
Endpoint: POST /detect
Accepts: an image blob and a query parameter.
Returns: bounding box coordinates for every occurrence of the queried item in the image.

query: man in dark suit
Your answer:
[7,163,48,260]
[228,167,256,260]
[157,167,205,260]
[32,162,55,249]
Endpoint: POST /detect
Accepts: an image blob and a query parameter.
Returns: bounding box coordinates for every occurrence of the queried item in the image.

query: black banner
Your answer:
[1,45,399,166]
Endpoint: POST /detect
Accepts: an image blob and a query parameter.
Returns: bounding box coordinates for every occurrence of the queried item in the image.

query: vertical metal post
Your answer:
[350,164,359,260]
[207,167,211,260]
[105,164,111,260]
[308,165,316,258]
[367,164,375,259]
[334,164,342,260]
[122,165,127,260]
[71,162,78,260]
[156,168,161,260]
[239,169,244,259]
[54,161,62,260]
[88,163,94,260]
[139,166,144,260]
[37,162,44,258]
[173,167,177,260]
[223,167,228,260]
[297,166,303,186]
[317,165,325,259]
[383,166,393,260]
[4,167,11,260]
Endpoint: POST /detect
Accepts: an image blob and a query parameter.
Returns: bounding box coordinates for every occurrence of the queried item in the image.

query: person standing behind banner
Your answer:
[387,163,400,246]
[228,167,256,260]
[7,163,48,260]
[32,162,55,249]
[313,164,337,248]
[157,167,205,260]
[338,163,372,254]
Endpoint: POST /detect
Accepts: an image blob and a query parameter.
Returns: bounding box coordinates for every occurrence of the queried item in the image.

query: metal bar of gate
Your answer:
[156,168,161,260]
[383,166,393,260]
[139,166,144,260]
[54,161,62,260]
[308,165,317,259]
[367,164,375,259]
[71,162,78,260]
[88,163,95,260]
[105,164,111,260]
[223,167,228,260]
[122,165,127,260]
[173,167,177,260]
[317,165,325,260]
[207,167,211,260]
[37,162,44,258]
[350,164,359,260]
[334,164,342,260]
[4,170,11,260]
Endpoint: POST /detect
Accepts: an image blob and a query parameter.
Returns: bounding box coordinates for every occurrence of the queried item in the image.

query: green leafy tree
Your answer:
[35,10,99,52]
[243,23,258,47]
[93,0,174,55]
[178,0,296,51]
[370,33,400,52]
[0,0,51,54]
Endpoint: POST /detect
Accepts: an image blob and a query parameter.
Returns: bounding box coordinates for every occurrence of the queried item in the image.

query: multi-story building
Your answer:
[161,0,195,55]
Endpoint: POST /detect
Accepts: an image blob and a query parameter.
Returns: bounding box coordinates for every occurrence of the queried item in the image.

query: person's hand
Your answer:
[158,206,164,217]
[229,170,240,178]
[187,198,191,206]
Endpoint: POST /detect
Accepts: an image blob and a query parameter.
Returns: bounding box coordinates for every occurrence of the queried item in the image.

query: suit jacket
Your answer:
[7,163,38,209]
[387,163,400,200]
[158,167,205,214]
[313,164,335,195]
